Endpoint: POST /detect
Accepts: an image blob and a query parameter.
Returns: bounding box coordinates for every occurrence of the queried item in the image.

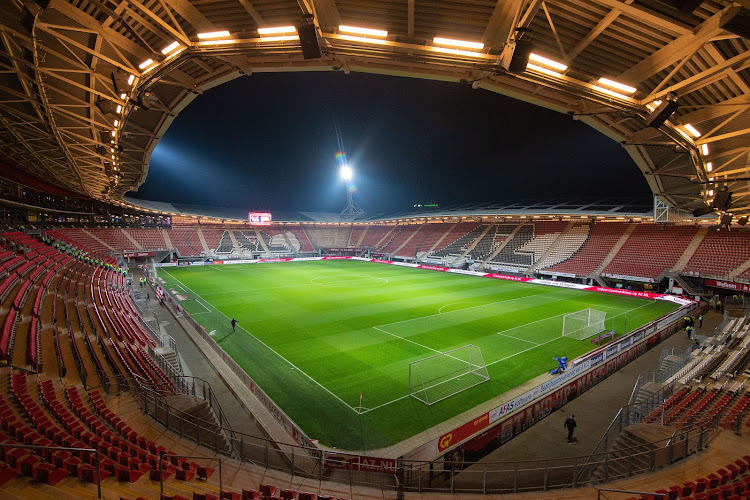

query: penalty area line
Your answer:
[160,268,359,414]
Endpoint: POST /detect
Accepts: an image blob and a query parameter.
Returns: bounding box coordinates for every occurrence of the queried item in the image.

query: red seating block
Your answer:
[299,493,316,500]
[241,490,261,499]
[221,492,242,500]
[36,463,69,486]
[175,468,195,481]
[260,484,278,497]
[196,465,214,479]
[280,490,297,500]
[0,466,19,486]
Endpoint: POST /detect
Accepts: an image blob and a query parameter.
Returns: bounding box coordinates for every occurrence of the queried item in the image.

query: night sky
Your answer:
[132,71,652,215]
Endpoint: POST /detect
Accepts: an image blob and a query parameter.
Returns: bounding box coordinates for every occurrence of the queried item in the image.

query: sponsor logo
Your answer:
[705,279,750,293]
[418,265,449,271]
[484,273,531,282]
[439,434,452,450]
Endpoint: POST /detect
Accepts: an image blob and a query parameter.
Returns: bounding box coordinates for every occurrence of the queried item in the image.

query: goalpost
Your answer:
[408,344,490,405]
[562,308,608,340]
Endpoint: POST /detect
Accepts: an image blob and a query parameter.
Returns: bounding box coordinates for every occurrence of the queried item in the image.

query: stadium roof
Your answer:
[1,0,749,216]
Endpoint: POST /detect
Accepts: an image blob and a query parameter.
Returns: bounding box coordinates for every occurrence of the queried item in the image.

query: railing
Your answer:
[597,488,667,499]
[0,442,103,499]
[130,373,749,495]
[629,346,692,405]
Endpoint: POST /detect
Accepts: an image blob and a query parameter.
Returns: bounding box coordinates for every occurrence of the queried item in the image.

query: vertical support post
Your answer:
[159,454,164,494]
[96,450,101,499]
[219,459,223,495]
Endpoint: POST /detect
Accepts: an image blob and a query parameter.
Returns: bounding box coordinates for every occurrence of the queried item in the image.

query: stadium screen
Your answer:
[248,212,272,225]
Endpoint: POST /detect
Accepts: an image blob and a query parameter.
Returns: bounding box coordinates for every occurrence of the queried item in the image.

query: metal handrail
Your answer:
[597,488,667,499]
[157,453,224,496]
[0,442,103,499]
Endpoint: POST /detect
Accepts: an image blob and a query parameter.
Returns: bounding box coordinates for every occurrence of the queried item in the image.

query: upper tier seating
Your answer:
[84,229,140,252]
[357,225,396,249]
[257,228,292,253]
[411,223,455,258]
[380,225,422,256]
[430,224,484,258]
[283,225,315,252]
[200,228,224,252]
[348,226,367,247]
[216,231,234,253]
[488,224,535,268]
[304,225,350,249]
[683,230,750,280]
[50,228,113,256]
[168,226,204,256]
[128,229,168,251]
[466,224,516,262]
[603,224,698,279]
[543,222,629,276]
[536,223,590,270]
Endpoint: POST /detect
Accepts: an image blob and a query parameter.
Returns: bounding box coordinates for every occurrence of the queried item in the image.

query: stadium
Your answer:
[1,0,750,499]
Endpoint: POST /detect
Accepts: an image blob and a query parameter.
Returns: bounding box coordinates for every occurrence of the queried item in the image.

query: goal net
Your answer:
[562,308,607,340]
[409,345,490,405]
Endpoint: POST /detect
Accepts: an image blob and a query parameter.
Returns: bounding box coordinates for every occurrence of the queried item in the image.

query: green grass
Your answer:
[157,260,678,450]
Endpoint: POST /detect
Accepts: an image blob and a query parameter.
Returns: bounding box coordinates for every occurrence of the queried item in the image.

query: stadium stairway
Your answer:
[527,222,575,274]
[671,227,708,273]
[195,228,210,254]
[591,223,636,277]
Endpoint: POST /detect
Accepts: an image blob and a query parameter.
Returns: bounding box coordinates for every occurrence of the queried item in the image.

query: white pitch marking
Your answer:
[438,301,487,314]
[372,326,443,355]
[310,275,389,288]
[498,333,540,345]
[161,269,358,413]
[375,294,564,329]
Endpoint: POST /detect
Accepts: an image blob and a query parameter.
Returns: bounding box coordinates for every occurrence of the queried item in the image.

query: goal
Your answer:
[409,345,490,405]
[562,308,607,340]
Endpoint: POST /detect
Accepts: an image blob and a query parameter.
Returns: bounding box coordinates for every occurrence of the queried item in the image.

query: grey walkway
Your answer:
[468,309,723,466]
[134,284,266,439]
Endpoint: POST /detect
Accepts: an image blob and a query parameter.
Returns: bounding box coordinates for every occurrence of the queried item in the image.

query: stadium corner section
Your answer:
[148,256,696,463]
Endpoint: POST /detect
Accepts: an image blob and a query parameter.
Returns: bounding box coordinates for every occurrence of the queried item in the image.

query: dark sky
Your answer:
[132,71,651,215]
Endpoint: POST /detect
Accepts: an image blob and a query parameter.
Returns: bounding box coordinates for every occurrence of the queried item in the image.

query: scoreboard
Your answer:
[248,212,272,225]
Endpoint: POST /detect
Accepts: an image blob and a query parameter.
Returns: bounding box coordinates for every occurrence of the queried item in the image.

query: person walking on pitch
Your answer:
[231,318,238,332]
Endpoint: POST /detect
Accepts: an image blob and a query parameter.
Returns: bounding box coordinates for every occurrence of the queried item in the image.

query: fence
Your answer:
[128,367,750,496]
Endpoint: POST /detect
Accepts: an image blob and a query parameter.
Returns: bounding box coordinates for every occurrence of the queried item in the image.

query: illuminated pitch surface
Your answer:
[158,260,678,450]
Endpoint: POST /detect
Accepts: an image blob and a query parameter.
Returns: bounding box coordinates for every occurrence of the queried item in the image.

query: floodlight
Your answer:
[528,53,567,71]
[340,165,353,181]
[138,58,154,70]
[433,37,483,49]
[339,25,388,37]
[597,77,637,94]
[258,26,297,35]
[161,41,180,55]
[683,123,701,137]
[197,31,230,39]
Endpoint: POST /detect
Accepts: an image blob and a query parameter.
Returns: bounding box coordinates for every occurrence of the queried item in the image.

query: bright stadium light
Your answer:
[340,165,353,181]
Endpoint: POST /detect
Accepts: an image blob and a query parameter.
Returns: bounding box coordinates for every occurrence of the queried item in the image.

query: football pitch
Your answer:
[156,259,679,450]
